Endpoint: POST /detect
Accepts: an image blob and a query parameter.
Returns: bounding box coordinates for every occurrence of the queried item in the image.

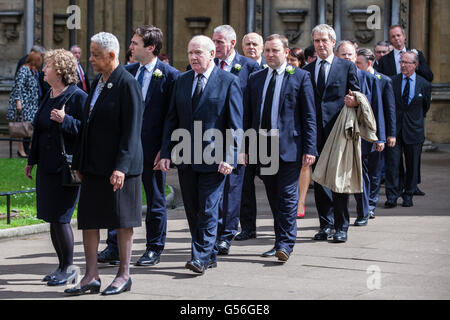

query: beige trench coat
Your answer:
[312,91,378,194]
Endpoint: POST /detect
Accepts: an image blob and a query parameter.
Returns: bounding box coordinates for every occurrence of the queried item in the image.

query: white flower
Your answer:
[263,64,269,69]
[286,65,295,74]
[107,83,113,89]
[233,64,242,71]
[153,69,164,78]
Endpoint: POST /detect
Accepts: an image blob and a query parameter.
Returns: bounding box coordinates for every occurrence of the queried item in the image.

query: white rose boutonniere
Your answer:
[233,64,242,72]
[107,83,113,89]
[153,69,164,79]
[286,65,295,75]
[263,64,269,69]
[376,74,382,80]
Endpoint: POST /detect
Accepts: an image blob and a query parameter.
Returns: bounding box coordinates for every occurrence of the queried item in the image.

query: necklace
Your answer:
[51,85,69,98]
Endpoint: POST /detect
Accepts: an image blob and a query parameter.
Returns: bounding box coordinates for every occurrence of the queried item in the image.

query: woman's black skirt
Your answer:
[36,167,79,224]
[77,174,142,230]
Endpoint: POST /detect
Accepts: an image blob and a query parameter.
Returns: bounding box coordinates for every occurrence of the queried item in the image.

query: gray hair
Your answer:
[242,32,263,45]
[374,40,390,50]
[311,24,336,42]
[91,32,120,61]
[401,50,419,64]
[357,48,375,62]
[335,40,356,54]
[189,35,216,53]
[70,44,81,51]
[31,45,46,54]
[213,25,237,42]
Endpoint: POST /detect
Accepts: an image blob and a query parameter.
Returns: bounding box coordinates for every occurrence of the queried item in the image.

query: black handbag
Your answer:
[57,90,81,187]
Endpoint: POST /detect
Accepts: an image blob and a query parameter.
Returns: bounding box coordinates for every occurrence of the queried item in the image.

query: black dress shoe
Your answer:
[354,217,369,226]
[234,230,256,241]
[101,278,132,296]
[313,228,333,241]
[216,241,230,255]
[135,250,160,266]
[414,187,425,196]
[43,269,60,282]
[47,270,77,287]
[64,279,101,296]
[17,151,28,159]
[261,247,277,257]
[331,231,347,243]
[207,260,217,269]
[402,197,413,207]
[275,248,290,262]
[185,259,205,274]
[384,200,397,208]
[369,210,375,219]
[97,247,120,265]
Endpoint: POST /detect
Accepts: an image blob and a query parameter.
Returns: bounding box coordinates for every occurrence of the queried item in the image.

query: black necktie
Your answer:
[317,60,326,97]
[192,74,204,110]
[261,70,277,131]
[402,77,410,107]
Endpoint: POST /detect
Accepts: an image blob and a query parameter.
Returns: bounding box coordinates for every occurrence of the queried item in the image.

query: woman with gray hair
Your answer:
[66,32,144,296]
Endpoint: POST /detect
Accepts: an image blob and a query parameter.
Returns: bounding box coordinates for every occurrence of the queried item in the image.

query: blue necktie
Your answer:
[402,77,410,107]
[137,66,146,88]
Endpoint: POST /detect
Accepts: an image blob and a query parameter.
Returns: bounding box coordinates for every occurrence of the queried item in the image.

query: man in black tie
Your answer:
[303,24,360,243]
[70,45,90,94]
[385,51,431,208]
[373,41,390,71]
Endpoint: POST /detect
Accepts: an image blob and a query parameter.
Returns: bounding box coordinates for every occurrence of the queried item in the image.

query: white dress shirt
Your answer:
[191,61,215,97]
[218,50,236,72]
[135,58,157,100]
[260,61,287,133]
[315,53,334,85]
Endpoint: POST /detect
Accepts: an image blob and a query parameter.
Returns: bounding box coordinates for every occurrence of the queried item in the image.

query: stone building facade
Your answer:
[0,0,449,142]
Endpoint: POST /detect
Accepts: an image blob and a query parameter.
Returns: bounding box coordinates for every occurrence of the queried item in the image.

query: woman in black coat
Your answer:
[25,49,87,286]
[66,32,144,296]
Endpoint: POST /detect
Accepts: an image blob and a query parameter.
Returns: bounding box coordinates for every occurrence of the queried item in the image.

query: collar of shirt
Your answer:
[195,61,215,80]
[394,47,407,56]
[220,50,236,69]
[269,61,288,77]
[316,53,334,67]
[256,57,263,66]
[403,72,416,82]
[139,58,158,76]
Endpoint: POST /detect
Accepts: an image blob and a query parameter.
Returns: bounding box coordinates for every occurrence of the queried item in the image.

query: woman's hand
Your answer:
[24,164,34,180]
[50,105,66,124]
[110,170,125,192]
[16,100,23,111]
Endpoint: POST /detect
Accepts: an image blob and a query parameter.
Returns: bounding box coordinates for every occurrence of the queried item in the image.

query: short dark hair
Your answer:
[304,45,315,60]
[265,34,289,49]
[375,40,390,48]
[389,24,406,35]
[134,25,163,56]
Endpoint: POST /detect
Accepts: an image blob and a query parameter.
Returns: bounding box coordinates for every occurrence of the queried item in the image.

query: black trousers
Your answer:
[385,136,422,201]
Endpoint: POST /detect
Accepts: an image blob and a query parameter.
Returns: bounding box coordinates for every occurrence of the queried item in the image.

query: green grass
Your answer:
[0,158,170,230]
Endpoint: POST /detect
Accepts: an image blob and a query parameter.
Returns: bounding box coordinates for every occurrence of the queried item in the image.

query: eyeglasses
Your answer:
[399,60,416,65]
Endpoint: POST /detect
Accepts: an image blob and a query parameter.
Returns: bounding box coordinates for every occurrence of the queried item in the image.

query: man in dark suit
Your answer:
[242,32,266,68]
[158,35,243,274]
[336,41,386,227]
[70,45,91,94]
[356,48,397,218]
[97,26,180,267]
[373,41,390,71]
[245,34,317,261]
[385,51,431,208]
[376,25,433,83]
[211,25,260,255]
[303,24,360,243]
[235,32,267,242]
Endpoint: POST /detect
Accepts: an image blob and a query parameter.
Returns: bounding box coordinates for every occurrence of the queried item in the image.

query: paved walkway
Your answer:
[0,140,449,300]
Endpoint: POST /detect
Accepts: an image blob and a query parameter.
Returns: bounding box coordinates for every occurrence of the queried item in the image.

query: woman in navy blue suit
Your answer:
[68,32,143,296]
[25,49,87,286]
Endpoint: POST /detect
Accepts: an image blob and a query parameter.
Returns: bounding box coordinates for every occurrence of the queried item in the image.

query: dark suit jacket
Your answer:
[214,52,260,93]
[303,56,360,151]
[161,66,243,172]
[357,69,386,154]
[76,63,91,94]
[392,73,431,145]
[73,64,144,177]
[125,59,180,163]
[376,49,434,82]
[245,66,317,162]
[28,85,87,173]
[375,71,396,138]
